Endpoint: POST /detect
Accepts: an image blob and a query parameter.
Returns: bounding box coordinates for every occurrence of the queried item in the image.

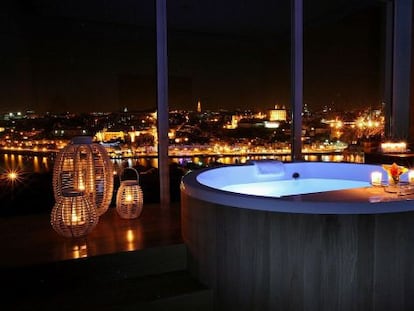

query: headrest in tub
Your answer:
[250,160,285,176]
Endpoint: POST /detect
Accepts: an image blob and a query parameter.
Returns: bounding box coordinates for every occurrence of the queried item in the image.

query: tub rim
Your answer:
[180,162,414,215]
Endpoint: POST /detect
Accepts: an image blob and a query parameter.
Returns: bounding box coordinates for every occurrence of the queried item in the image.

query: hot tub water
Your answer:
[221,178,370,197]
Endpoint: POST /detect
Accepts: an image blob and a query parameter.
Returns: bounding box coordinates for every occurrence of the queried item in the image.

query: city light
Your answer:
[0,105,386,164]
[381,142,407,153]
[1,168,24,200]
[2,168,23,186]
[8,171,17,181]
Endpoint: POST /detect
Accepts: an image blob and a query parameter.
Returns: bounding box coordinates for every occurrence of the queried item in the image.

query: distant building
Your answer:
[52,127,88,138]
[95,129,126,142]
[267,105,287,121]
[223,115,242,129]
[2,112,24,121]
[237,118,265,128]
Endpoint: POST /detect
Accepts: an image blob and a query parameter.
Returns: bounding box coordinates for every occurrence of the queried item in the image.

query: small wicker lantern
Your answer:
[51,190,98,238]
[116,167,144,219]
[53,136,113,216]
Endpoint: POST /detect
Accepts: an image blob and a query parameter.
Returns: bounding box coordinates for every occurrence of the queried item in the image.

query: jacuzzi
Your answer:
[180,161,414,311]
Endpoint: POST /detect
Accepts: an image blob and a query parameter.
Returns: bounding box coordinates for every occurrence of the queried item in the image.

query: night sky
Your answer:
[1,0,383,113]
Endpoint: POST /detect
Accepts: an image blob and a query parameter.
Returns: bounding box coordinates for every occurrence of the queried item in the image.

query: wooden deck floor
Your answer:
[0,202,182,268]
[0,202,216,310]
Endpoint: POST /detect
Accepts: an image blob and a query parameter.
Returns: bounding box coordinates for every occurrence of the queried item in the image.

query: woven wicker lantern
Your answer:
[51,190,98,238]
[116,167,144,219]
[53,136,113,216]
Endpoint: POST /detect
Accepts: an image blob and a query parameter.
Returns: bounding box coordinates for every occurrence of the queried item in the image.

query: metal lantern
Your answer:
[53,136,114,216]
[116,167,144,219]
[51,190,98,238]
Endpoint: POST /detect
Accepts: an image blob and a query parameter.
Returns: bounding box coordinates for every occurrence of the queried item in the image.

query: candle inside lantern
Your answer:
[409,170,414,184]
[76,170,86,191]
[70,207,86,226]
[125,187,134,203]
[51,190,98,238]
[125,193,133,203]
[371,171,382,186]
[116,168,144,219]
[78,179,85,191]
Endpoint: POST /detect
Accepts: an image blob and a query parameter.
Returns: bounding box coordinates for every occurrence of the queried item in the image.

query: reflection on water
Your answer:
[0,151,364,216]
[0,152,365,174]
[1,153,53,174]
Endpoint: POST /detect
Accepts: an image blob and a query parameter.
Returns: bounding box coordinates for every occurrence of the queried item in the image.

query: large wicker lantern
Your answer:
[53,136,113,216]
[116,167,144,219]
[51,190,98,238]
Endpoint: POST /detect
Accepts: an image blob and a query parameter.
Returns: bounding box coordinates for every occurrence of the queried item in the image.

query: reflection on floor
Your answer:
[1,204,213,310]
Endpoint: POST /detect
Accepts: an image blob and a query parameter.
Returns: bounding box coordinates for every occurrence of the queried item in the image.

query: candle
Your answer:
[371,171,382,186]
[126,194,133,203]
[409,170,414,184]
[70,208,86,226]
[78,180,85,191]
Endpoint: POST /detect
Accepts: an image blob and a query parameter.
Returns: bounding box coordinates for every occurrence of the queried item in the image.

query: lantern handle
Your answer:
[119,167,140,184]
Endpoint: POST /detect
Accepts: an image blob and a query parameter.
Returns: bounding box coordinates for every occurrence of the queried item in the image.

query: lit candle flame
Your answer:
[78,174,85,191]
[126,194,133,203]
[70,208,85,225]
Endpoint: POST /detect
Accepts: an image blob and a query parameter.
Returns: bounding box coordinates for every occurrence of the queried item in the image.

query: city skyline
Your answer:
[1,0,384,113]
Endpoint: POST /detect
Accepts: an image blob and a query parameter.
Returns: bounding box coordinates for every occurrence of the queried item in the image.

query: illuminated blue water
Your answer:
[221,178,370,197]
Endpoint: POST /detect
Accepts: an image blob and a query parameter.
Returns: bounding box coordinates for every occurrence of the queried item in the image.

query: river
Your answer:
[0,152,365,217]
